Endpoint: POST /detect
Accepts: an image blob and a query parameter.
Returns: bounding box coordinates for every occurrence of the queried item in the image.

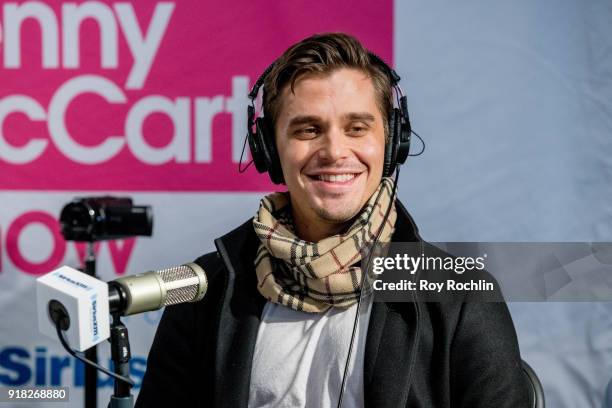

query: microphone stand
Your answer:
[84,242,99,408]
[108,313,134,408]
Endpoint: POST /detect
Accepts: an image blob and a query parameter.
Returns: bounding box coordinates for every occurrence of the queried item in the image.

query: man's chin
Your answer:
[314,205,361,225]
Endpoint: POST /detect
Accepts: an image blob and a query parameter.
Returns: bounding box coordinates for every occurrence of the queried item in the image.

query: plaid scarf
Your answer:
[253,177,397,313]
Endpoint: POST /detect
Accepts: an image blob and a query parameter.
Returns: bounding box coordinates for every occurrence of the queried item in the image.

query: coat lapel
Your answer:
[363,200,423,407]
[213,219,264,408]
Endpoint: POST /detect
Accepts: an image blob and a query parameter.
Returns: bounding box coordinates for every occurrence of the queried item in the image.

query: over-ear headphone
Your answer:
[246,53,412,184]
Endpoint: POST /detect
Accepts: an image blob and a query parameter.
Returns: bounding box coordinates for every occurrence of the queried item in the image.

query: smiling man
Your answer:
[135,33,530,407]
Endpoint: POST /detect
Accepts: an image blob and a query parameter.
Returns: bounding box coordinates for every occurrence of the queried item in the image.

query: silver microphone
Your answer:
[109,262,208,316]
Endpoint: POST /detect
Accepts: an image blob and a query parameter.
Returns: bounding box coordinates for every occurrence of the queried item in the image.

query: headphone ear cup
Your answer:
[258,117,285,184]
[247,118,270,174]
[395,96,412,166]
[383,109,401,177]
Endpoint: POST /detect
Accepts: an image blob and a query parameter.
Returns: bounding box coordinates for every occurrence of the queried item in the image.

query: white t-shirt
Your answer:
[248,294,373,408]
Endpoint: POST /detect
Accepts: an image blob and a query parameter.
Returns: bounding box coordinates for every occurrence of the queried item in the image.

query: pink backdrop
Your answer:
[1,0,393,191]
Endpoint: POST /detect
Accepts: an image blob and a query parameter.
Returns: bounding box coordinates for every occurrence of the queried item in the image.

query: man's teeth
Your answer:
[315,174,357,182]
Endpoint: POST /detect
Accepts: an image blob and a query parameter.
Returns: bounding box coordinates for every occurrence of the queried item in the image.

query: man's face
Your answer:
[274,67,386,231]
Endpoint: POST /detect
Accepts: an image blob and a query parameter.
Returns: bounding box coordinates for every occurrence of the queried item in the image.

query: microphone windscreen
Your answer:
[157,263,208,306]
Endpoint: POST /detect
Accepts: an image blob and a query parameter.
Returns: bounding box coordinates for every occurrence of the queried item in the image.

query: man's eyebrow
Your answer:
[343,112,376,122]
[287,115,322,128]
[287,113,376,128]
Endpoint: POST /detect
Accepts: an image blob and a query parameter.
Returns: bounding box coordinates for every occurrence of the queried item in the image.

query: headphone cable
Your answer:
[336,166,400,408]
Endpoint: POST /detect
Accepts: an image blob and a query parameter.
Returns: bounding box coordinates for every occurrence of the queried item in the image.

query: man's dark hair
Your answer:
[262,32,394,141]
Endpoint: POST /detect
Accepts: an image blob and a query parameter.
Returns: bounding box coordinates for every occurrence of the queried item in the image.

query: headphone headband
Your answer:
[248,52,400,102]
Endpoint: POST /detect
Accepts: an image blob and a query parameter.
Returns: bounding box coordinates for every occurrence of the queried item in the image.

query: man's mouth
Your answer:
[306,172,363,185]
[313,173,357,182]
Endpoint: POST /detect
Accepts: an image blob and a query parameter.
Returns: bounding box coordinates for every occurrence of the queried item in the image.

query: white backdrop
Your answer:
[394,1,612,407]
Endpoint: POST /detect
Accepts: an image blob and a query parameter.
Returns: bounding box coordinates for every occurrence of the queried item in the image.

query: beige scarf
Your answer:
[252,177,397,313]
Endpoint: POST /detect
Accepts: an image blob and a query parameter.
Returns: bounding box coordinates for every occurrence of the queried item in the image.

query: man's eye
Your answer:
[349,126,367,134]
[296,127,319,136]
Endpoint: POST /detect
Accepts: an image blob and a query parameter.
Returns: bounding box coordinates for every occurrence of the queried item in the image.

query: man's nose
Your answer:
[317,128,349,162]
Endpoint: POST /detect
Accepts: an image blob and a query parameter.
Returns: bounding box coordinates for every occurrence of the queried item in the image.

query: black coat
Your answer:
[135,201,530,407]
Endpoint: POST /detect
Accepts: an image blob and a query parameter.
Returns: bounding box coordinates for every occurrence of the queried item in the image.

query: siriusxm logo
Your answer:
[91,297,99,340]
[0,346,145,388]
[55,272,92,291]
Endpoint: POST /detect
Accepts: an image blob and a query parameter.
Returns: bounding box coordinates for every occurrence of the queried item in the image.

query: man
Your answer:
[135,33,530,407]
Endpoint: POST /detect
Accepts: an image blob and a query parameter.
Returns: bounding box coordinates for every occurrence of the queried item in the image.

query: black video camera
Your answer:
[60,196,153,242]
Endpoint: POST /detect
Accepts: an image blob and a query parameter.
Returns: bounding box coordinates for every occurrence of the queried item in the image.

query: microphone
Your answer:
[36,263,208,351]
[108,263,208,316]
